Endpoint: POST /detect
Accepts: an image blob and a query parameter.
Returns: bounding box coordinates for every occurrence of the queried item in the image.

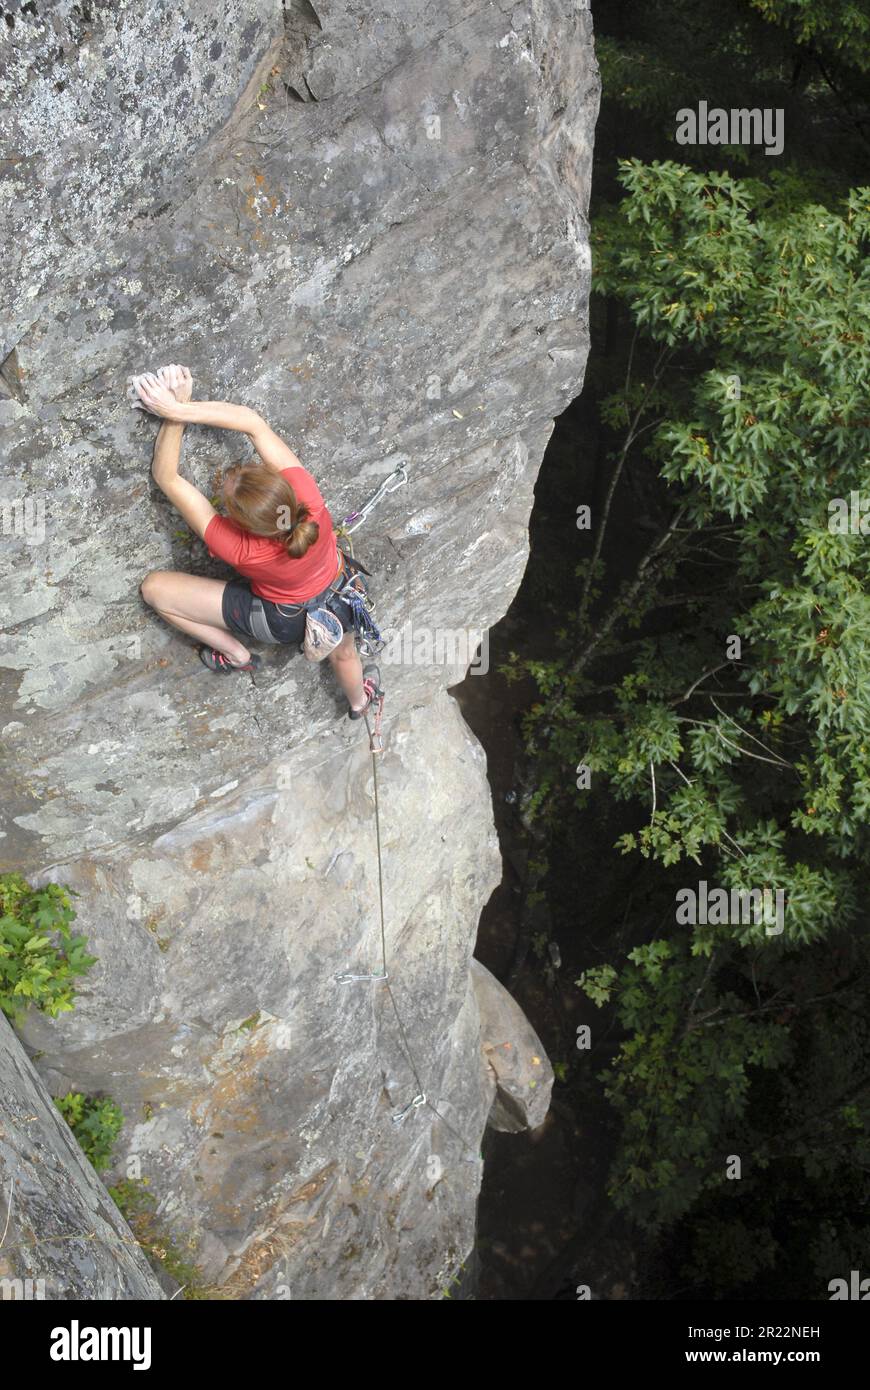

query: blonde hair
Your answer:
[222,465,319,559]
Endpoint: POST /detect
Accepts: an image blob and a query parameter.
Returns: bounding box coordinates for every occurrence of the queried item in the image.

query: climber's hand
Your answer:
[133,373,189,421]
[157,363,193,404]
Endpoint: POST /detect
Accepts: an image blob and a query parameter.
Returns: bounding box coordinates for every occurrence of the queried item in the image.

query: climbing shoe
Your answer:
[199,647,262,675]
[348,663,382,720]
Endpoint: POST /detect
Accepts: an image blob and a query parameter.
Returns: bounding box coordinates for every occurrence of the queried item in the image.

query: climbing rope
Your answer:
[335,690,482,1165]
[330,463,481,1165]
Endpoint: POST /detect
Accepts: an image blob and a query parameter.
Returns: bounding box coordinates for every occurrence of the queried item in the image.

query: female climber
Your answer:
[134,364,380,720]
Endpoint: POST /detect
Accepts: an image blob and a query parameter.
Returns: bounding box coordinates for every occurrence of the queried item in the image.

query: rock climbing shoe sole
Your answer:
[199,647,262,674]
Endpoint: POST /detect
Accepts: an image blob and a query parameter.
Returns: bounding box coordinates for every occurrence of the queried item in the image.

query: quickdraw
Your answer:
[363,685,384,755]
[341,464,408,534]
[391,1092,426,1126]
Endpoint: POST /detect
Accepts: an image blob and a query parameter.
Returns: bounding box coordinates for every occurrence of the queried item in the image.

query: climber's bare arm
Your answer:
[137,370,216,539]
[184,403,303,474]
[247,415,304,474]
[133,378,303,474]
[150,420,217,540]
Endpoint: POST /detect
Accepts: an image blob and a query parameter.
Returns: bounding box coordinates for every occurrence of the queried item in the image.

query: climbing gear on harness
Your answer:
[199,647,262,674]
[341,464,409,534]
[302,605,344,662]
[333,466,396,652]
[280,549,382,659]
[329,563,383,659]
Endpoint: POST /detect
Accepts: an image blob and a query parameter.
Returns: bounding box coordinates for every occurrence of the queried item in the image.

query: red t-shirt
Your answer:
[204,465,339,602]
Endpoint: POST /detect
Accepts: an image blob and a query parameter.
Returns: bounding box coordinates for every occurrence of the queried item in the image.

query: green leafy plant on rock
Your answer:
[0,873,95,1021]
[53,1091,125,1173]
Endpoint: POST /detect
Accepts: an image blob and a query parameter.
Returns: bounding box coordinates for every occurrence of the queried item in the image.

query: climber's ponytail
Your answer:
[275,500,320,559]
[222,464,319,559]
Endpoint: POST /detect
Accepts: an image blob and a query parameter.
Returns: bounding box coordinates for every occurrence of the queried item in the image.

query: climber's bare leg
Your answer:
[328,632,366,709]
[140,571,252,664]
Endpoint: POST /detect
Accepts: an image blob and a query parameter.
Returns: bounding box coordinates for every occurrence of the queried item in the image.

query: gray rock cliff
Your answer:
[0,0,598,1298]
[0,1011,164,1300]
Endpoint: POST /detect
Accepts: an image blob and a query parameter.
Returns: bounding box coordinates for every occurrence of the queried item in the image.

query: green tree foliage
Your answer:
[588,161,870,877]
[493,0,870,1304]
[594,0,870,194]
[511,152,870,1286]
[0,873,95,1021]
[749,0,870,69]
[528,157,867,1256]
[54,1091,125,1172]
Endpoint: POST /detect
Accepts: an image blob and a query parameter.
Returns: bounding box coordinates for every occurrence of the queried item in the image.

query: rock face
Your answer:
[0,1,598,1297]
[472,960,553,1133]
[0,1012,164,1300]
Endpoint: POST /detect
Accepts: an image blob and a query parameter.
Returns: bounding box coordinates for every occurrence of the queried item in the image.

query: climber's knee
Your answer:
[140,570,169,609]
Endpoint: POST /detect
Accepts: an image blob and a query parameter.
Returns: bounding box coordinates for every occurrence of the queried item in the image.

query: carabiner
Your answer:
[391,1091,426,1124]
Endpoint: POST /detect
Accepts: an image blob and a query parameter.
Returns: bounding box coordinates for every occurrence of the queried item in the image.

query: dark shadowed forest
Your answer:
[464,0,870,1302]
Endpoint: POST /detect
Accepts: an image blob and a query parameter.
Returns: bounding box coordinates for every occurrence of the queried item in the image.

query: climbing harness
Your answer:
[341,463,408,534]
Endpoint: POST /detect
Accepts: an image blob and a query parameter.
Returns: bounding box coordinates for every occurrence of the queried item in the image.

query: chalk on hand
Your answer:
[127,374,147,409]
[127,367,172,412]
